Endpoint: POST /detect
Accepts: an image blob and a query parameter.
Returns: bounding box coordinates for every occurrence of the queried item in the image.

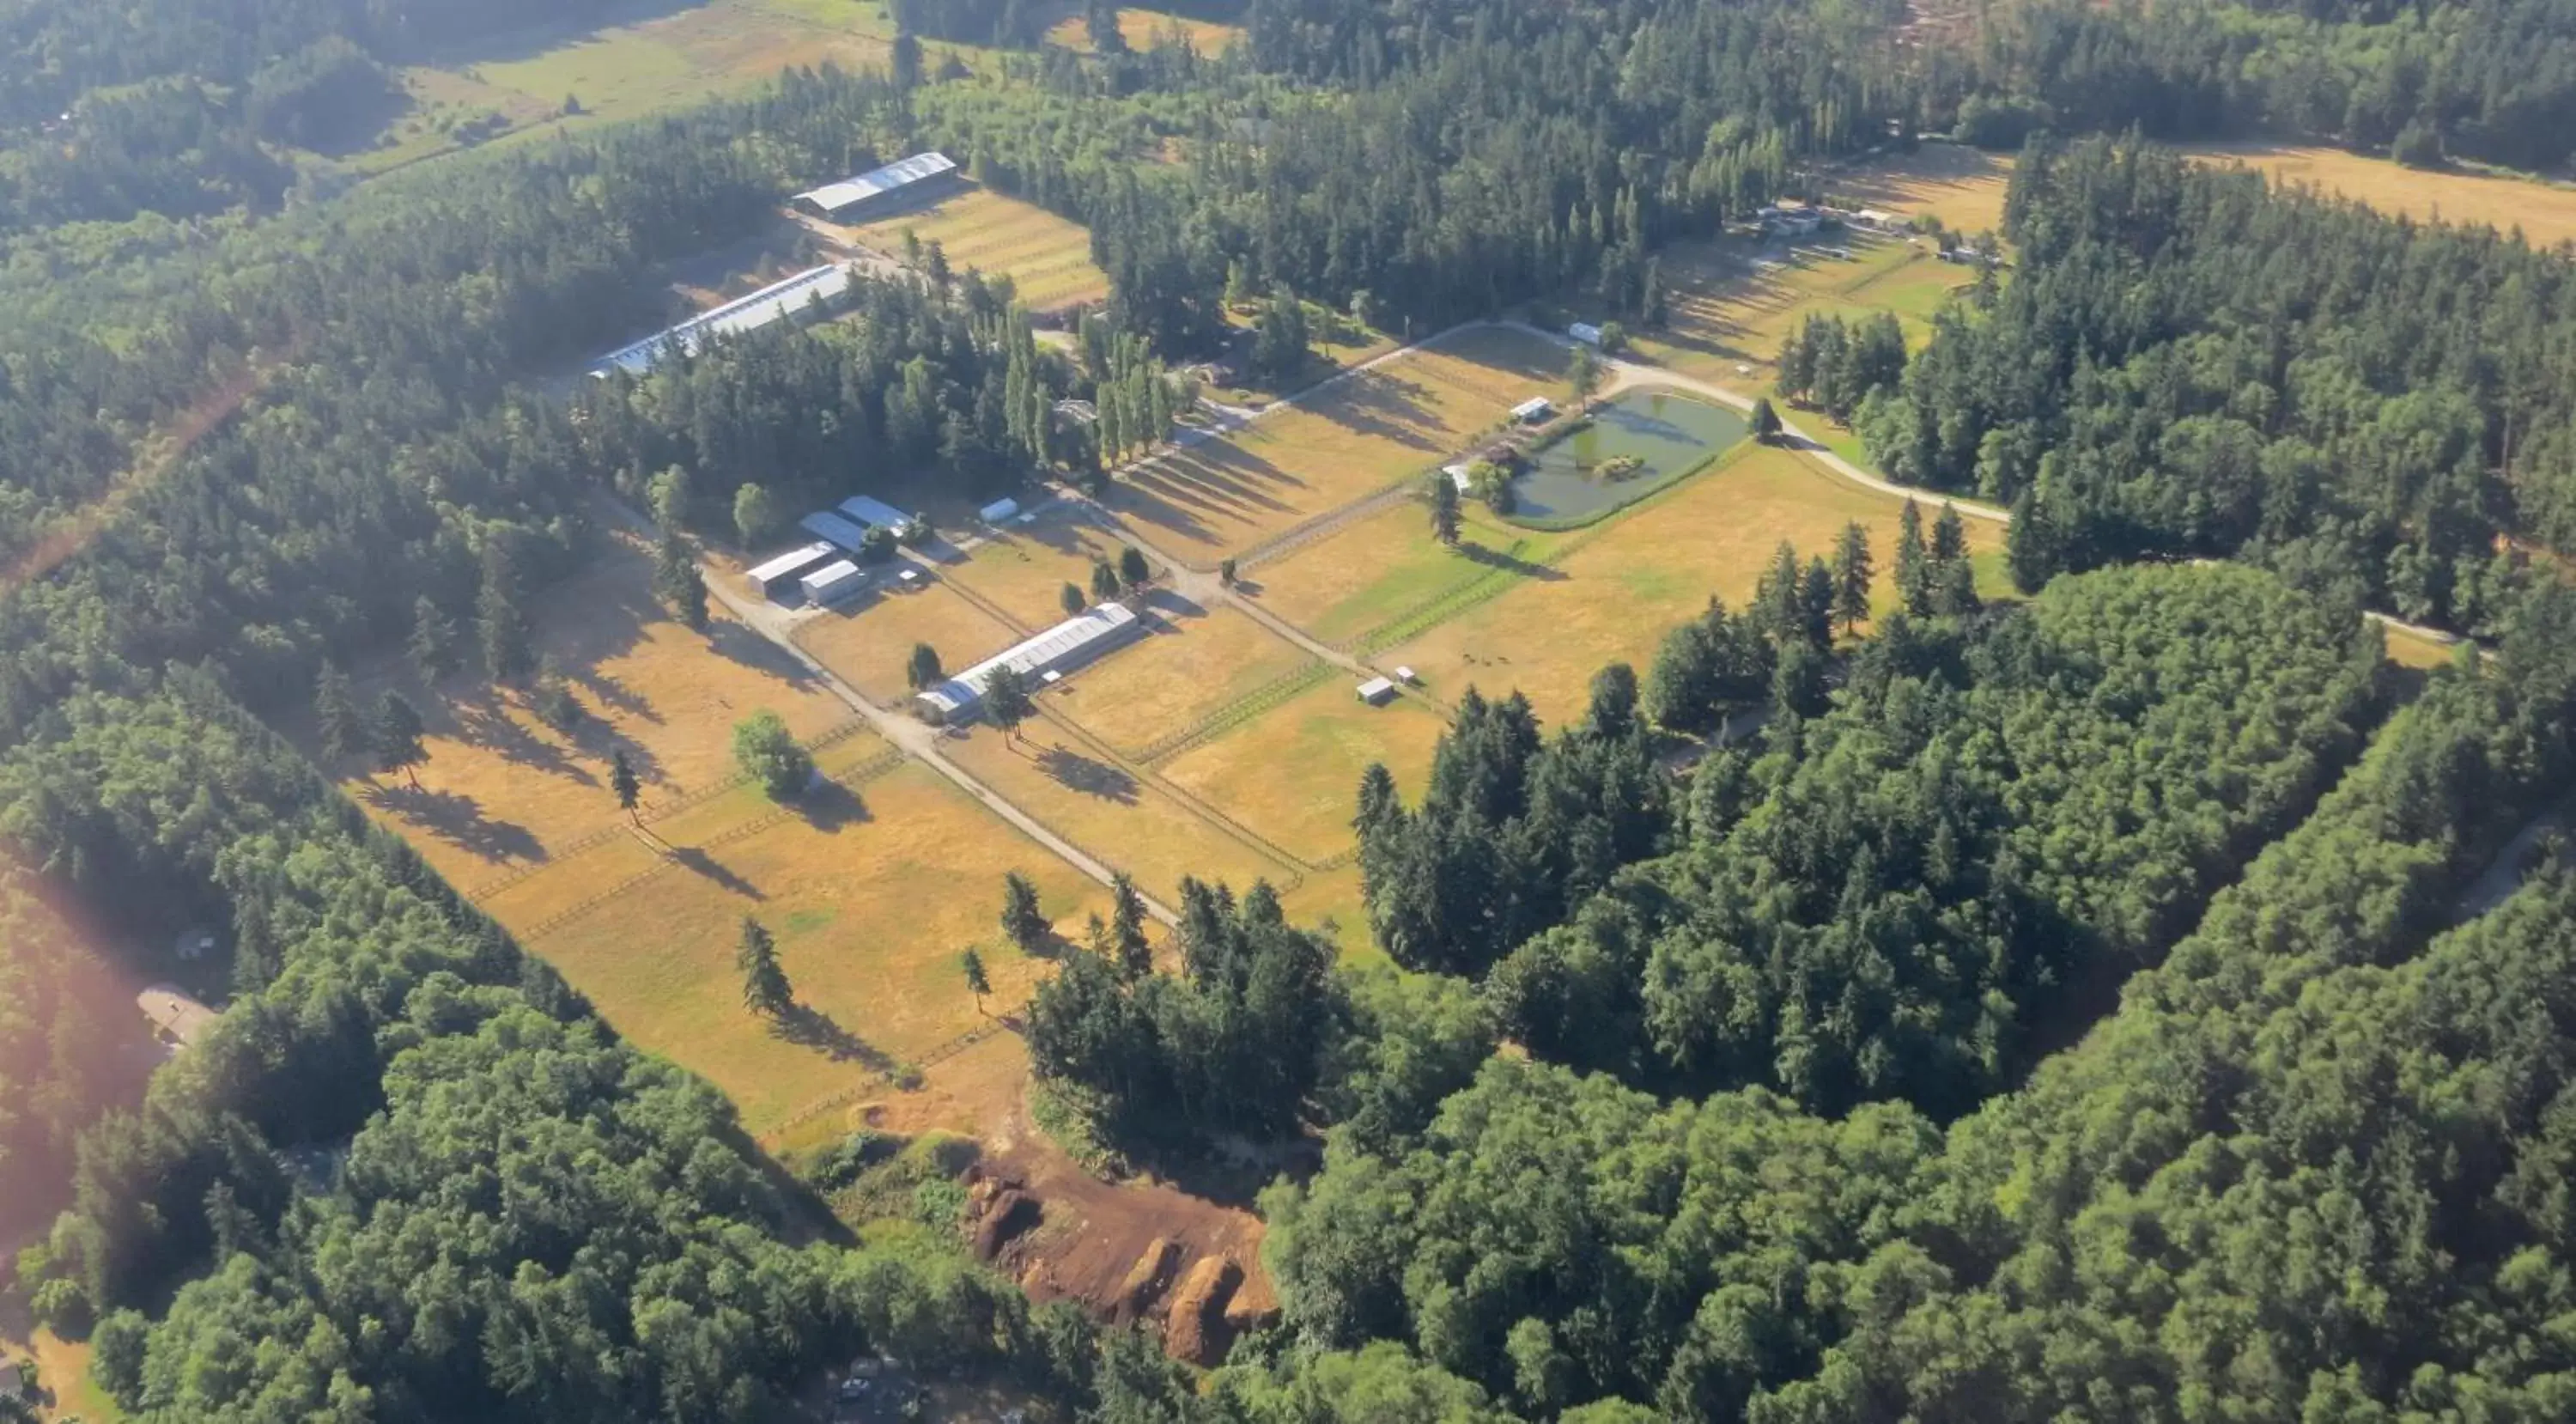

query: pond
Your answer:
[1506,390,1748,522]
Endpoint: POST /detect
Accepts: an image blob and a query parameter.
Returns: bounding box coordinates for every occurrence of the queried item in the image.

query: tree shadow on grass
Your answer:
[1458,541,1570,581]
[577,667,658,723]
[451,694,598,786]
[773,1003,894,1072]
[705,618,822,693]
[799,779,871,833]
[668,844,764,900]
[361,783,544,865]
[1033,744,1140,804]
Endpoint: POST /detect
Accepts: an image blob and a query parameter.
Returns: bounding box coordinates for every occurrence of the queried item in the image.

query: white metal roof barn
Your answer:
[793,152,960,223]
[915,603,1144,722]
[590,265,853,378]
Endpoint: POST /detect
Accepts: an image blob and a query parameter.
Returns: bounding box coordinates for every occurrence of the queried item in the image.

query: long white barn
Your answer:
[915,604,1143,723]
[591,265,852,378]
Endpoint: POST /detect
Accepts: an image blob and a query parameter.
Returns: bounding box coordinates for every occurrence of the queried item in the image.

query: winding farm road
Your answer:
[607,500,1182,928]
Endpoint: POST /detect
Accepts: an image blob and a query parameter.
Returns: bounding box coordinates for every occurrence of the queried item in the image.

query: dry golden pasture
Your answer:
[1052,601,1319,759]
[2184,143,2576,248]
[942,514,1133,630]
[1826,143,2016,234]
[942,718,1298,908]
[1629,237,1978,388]
[1110,325,1565,566]
[793,578,1020,703]
[325,528,851,892]
[1161,678,1449,867]
[1377,445,2008,726]
[479,753,1109,1135]
[848,185,1112,310]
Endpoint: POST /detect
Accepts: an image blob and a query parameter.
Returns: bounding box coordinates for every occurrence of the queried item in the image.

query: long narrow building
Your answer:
[915,604,1143,723]
[591,264,853,378]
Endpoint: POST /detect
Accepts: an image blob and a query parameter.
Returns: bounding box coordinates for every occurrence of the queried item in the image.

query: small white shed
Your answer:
[979,496,1023,524]
[1568,322,1603,346]
[1356,677,1398,706]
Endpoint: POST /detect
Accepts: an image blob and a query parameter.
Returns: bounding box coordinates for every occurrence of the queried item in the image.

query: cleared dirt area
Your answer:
[943,717,1299,906]
[324,528,852,890]
[1110,325,1566,567]
[2184,143,2576,248]
[482,755,1109,1133]
[1379,445,2008,725]
[1161,679,1449,866]
[794,579,1021,703]
[848,185,1112,311]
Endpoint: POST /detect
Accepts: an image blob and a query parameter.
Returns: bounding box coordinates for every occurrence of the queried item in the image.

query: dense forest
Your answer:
[1853,137,2576,636]
[2,0,2576,1414]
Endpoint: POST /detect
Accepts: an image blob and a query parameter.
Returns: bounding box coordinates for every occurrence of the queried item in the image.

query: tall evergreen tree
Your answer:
[737,917,792,1019]
[611,749,642,824]
[961,946,991,1016]
[1831,521,1874,633]
[1893,499,1932,618]
[313,660,361,763]
[986,664,1036,745]
[908,642,945,692]
[477,539,533,682]
[406,599,459,685]
[1431,472,1462,546]
[371,691,427,788]
[1001,872,1049,954]
[1110,873,1152,978]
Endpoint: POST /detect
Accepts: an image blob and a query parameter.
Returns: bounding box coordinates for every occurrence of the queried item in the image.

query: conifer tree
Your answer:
[1001,872,1049,954]
[1830,521,1874,634]
[372,691,427,788]
[477,539,533,682]
[1893,499,1932,618]
[611,749,642,824]
[407,598,459,685]
[313,660,362,763]
[1431,471,1462,546]
[1110,873,1152,978]
[961,947,991,1016]
[738,917,792,1019]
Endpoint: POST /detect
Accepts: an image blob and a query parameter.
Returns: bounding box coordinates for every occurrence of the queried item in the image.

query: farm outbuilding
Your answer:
[1510,397,1556,424]
[799,509,874,553]
[979,496,1022,524]
[915,603,1143,723]
[1356,677,1398,705]
[590,265,854,378]
[793,152,961,224]
[748,540,838,600]
[1568,322,1604,346]
[837,495,913,531]
[799,559,866,606]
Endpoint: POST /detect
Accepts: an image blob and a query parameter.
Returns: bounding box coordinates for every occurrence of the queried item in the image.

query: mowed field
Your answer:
[1376,444,2008,725]
[480,749,1111,1133]
[355,0,902,174]
[848,185,1113,310]
[325,526,851,892]
[2185,143,2576,249]
[1250,498,1568,653]
[1110,324,1566,566]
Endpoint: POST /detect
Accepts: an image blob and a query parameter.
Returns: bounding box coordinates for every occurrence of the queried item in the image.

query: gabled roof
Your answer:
[796,152,958,214]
